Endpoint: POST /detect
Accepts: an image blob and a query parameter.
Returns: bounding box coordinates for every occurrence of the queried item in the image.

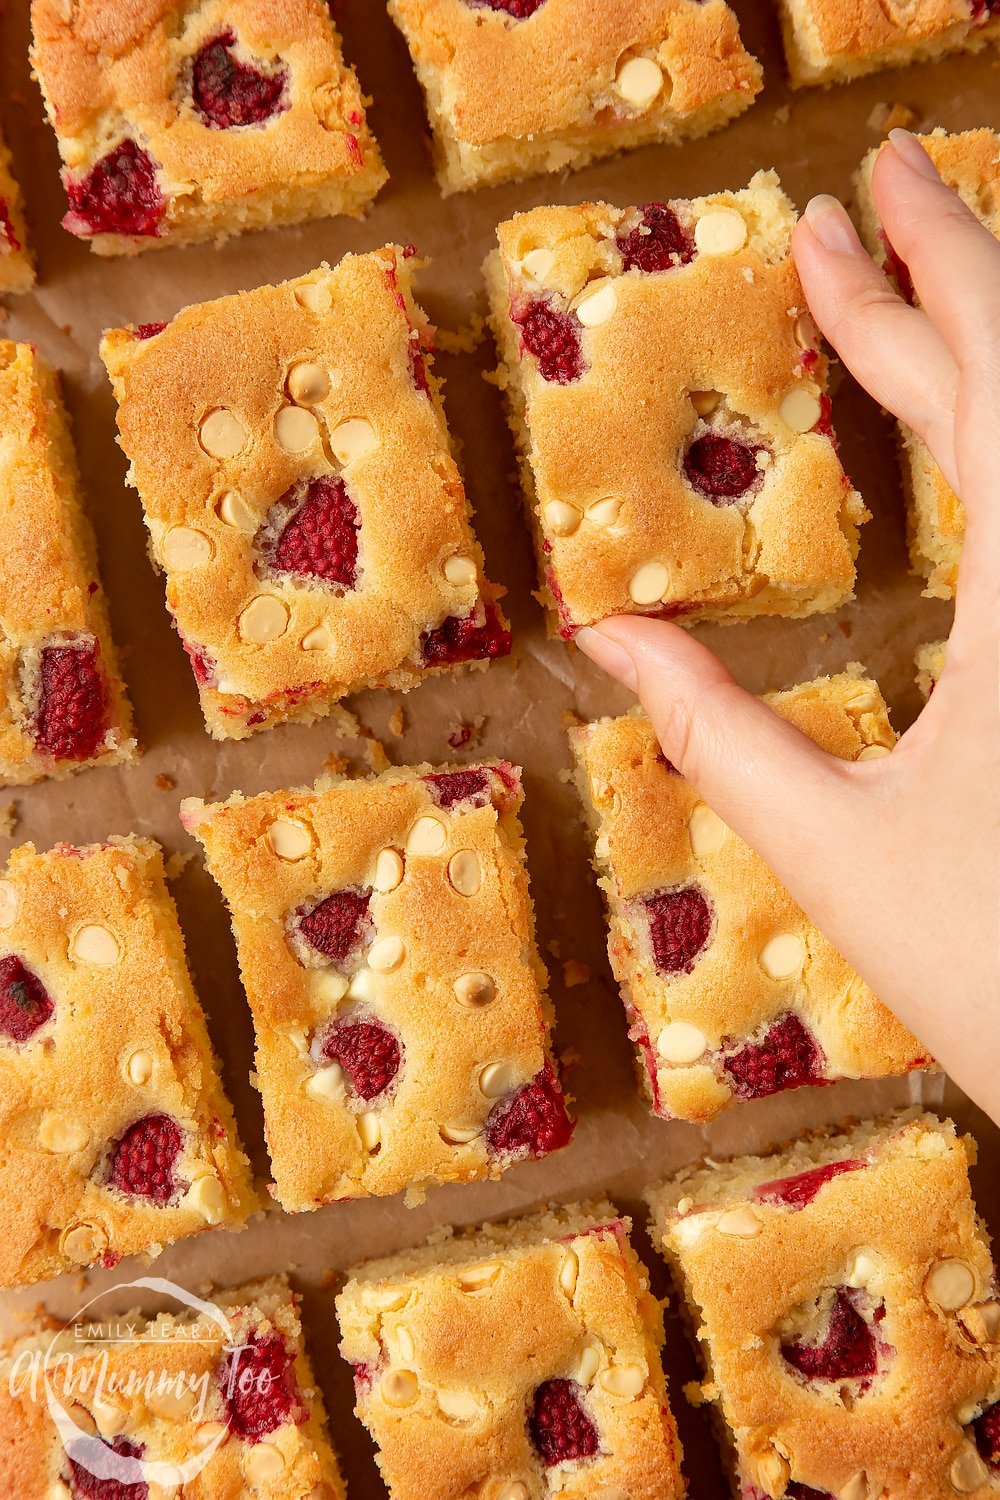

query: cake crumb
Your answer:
[436,315,486,355]
[838,620,853,638]
[547,938,562,959]
[868,101,917,133]
[0,801,18,837]
[155,772,176,792]
[563,959,590,988]
[165,850,194,880]
[324,751,349,775]
[773,104,791,126]
[360,731,391,774]
[388,706,406,737]
[447,715,484,750]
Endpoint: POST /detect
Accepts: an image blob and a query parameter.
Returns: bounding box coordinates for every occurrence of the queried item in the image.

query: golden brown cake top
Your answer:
[784,0,994,70]
[337,1202,685,1500]
[0,835,256,1288]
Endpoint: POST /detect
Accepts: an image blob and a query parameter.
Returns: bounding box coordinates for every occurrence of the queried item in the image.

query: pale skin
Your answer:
[578,130,1000,1126]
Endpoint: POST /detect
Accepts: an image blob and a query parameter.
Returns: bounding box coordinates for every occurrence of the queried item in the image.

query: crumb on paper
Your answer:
[388,706,406,737]
[868,101,917,133]
[838,620,853,638]
[165,850,194,880]
[447,714,485,751]
[819,631,830,644]
[436,314,486,356]
[546,937,562,959]
[0,801,18,837]
[773,104,791,126]
[155,772,176,792]
[562,959,590,989]
[360,730,391,774]
[404,1184,428,1209]
[684,1380,712,1407]
[324,751,349,775]
[558,1045,581,1072]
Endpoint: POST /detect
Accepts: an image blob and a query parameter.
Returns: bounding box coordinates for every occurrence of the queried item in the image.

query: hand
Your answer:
[577,130,999,1125]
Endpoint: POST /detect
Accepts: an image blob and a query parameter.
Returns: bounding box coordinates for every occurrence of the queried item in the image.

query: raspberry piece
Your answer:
[468,0,546,13]
[420,600,512,666]
[787,1488,836,1500]
[220,1332,301,1440]
[192,30,289,129]
[0,199,21,253]
[781,1288,881,1383]
[299,890,372,964]
[64,140,165,239]
[180,634,217,687]
[134,322,166,340]
[529,1378,599,1466]
[643,886,713,975]
[68,1435,147,1500]
[618,203,695,273]
[409,344,430,395]
[32,640,110,762]
[0,956,54,1043]
[320,1018,402,1100]
[753,1159,865,1210]
[424,769,491,809]
[107,1114,183,1202]
[485,1063,574,1160]
[512,298,584,384]
[724,1014,826,1101]
[878,230,915,305]
[264,477,360,589]
[974,1401,1000,1468]
[684,432,765,502]
[657,751,681,775]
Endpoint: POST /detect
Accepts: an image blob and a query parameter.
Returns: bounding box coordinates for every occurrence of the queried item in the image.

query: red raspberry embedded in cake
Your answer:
[220,1332,302,1440]
[424,768,491,809]
[753,1159,865,1210]
[32,640,110,762]
[134,322,166,340]
[618,203,695,273]
[724,1013,826,1101]
[512,298,584,384]
[468,0,547,14]
[485,1063,574,1160]
[684,433,766,503]
[179,633,217,687]
[644,886,713,976]
[529,1378,599,1465]
[420,600,512,667]
[657,751,680,775]
[877,230,915,305]
[974,1402,1000,1468]
[107,1114,183,1202]
[68,1435,147,1500]
[265,477,360,589]
[320,1018,402,1100]
[781,1288,881,1383]
[0,956,54,1043]
[64,140,165,239]
[191,29,290,129]
[299,890,372,964]
[0,199,21,252]
[787,1488,836,1500]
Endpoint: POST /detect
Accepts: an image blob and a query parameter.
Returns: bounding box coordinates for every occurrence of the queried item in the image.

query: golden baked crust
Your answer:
[0,125,33,293]
[916,637,947,700]
[855,128,1000,600]
[0,342,135,785]
[389,0,761,192]
[336,1200,686,1499]
[101,250,510,741]
[778,0,1000,85]
[182,763,571,1212]
[30,0,386,254]
[569,670,931,1122]
[486,173,868,635]
[0,835,256,1288]
[0,1276,346,1498]
[647,1112,1000,1498]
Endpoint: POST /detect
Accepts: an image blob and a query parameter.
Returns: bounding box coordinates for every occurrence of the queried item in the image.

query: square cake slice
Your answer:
[0,125,33,294]
[389,0,762,194]
[569,670,931,1122]
[486,173,868,636]
[29,0,385,255]
[0,835,257,1288]
[101,251,510,740]
[647,1112,1000,1499]
[182,762,572,1211]
[0,342,135,785]
[0,1276,345,1497]
[336,1200,686,1500]
[856,128,1000,599]
[777,0,1000,86]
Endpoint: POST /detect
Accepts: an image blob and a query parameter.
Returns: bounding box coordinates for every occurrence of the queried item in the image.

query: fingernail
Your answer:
[803,195,858,254]
[576,626,638,693]
[888,128,940,181]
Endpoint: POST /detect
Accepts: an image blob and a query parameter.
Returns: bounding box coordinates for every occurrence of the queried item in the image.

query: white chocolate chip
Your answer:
[478,1062,516,1098]
[70,923,120,966]
[628,561,669,605]
[717,1206,763,1237]
[858,744,891,761]
[295,280,332,314]
[307,1063,346,1101]
[47,1483,72,1500]
[757,1451,791,1494]
[61,1221,108,1264]
[453,972,495,1007]
[521,248,554,281]
[847,1252,879,1289]
[838,1474,869,1500]
[439,1122,480,1145]
[187,1173,226,1224]
[951,1447,990,1492]
[147,1382,199,1420]
[656,1021,708,1065]
[0,880,18,929]
[239,594,289,644]
[576,1343,600,1384]
[779,386,823,433]
[267,818,313,861]
[447,850,481,898]
[300,625,330,652]
[575,281,616,327]
[496,1485,529,1500]
[373,848,404,893]
[381,1370,418,1408]
[363,1285,409,1311]
[543,501,582,537]
[359,1112,382,1153]
[287,361,330,406]
[393,1325,416,1363]
[91,1396,127,1437]
[39,1113,89,1153]
[443,554,477,587]
[242,1442,286,1485]
[162,526,213,570]
[216,490,255,530]
[348,968,375,1001]
[68,1404,97,1437]
[925,1259,976,1311]
[690,389,722,417]
[695,208,748,257]
[368,935,405,973]
[193,1422,229,1451]
[958,1300,1000,1345]
[275,405,320,454]
[436,1388,481,1422]
[458,1262,500,1293]
[600,1363,645,1398]
[407,816,446,856]
[847,691,878,712]
[586,497,621,528]
[758,932,805,979]
[559,1249,579,1297]
[198,408,247,460]
[125,1049,154,1086]
[616,55,664,109]
[688,803,728,856]
[794,312,817,349]
[331,417,376,464]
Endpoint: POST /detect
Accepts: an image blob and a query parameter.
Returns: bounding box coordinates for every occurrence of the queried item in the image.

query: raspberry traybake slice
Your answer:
[336,1199,686,1500]
[485,173,869,636]
[0,835,257,1288]
[389,0,762,195]
[777,0,1000,87]
[855,128,1000,600]
[182,762,572,1211]
[0,1276,345,1498]
[647,1111,1000,1499]
[101,251,510,741]
[569,670,931,1122]
[29,0,386,255]
[0,342,135,786]
[0,125,33,294]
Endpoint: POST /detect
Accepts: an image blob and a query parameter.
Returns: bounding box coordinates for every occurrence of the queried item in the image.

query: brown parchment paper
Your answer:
[0,2,997,1491]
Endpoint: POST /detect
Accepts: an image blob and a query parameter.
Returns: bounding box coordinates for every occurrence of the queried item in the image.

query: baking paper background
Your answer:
[0,1,997,1491]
